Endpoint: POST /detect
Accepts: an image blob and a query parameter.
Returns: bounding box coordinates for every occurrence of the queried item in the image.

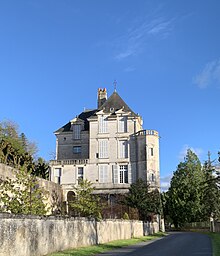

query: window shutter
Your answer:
[99,115,108,133]
[118,117,127,133]
[99,140,108,158]
[54,168,61,177]
[119,140,128,158]
[99,140,102,158]
[125,141,128,158]
[119,141,122,158]
[99,165,104,183]
[99,165,108,183]
[112,165,118,184]
[104,165,108,182]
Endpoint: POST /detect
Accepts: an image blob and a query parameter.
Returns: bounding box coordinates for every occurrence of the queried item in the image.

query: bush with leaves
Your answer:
[0,165,48,215]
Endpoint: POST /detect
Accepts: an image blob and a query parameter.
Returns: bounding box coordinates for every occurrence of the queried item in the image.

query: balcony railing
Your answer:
[50,159,89,166]
[131,129,159,137]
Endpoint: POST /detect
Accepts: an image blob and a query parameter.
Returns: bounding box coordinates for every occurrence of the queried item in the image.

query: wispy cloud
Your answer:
[147,18,173,36]
[178,144,204,161]
[114,16,175,61]
[193,59,220,89]
[160,174,172,191]
[124,66,136,72]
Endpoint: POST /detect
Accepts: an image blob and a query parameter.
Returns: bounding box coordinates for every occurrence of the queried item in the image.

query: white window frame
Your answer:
[99,139,108,158]
[99,115,108,133]
[119,165,128,184]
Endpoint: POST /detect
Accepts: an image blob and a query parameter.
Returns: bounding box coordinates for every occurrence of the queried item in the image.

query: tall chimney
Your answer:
[97,88,107,108]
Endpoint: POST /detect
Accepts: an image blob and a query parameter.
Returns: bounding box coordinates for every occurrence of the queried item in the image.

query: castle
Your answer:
[50,88,160,206]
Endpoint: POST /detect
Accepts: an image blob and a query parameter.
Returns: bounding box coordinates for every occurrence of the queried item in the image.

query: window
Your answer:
[99,115,108,133]
[149,173,156,182]
[99,139,108,158]
[73,146,81,154]
[77,167,84,182]
[54,168,61,177]
[150,147,154,156]
[151,173,155,182]
[118,117,127,133]
[119,165,128,183]
[54,168,61,184]
[119,140,128,158]
[112,165,118,184]
[99,165,108,183]
[73,124,81,139]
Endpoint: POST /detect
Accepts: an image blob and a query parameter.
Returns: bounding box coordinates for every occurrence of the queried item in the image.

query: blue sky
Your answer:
[0,0,220,190]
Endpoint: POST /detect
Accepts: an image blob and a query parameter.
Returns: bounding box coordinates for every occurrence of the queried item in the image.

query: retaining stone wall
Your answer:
[0,163,63,214]
[0,214,159,256]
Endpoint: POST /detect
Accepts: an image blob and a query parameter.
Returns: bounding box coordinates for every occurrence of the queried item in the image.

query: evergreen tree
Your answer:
[123,179,161,221]
[0,120,48,179]
[201,152,220,219]
[167,149,205,227]
[69,179,101,218]
[33,157,49,179]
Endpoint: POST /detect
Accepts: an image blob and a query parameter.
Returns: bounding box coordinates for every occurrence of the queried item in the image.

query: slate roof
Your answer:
[98,91,137,116]
[54,91,138,134]
[54,109,97,133]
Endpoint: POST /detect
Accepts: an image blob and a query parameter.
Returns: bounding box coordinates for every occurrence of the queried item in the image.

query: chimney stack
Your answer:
[97,88,107,108]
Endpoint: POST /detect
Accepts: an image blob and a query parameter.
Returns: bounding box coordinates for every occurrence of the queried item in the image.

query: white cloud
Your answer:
[178,144,204,161]
[160,174,172,192]
[193,59,220,89]
[114,16,174,61]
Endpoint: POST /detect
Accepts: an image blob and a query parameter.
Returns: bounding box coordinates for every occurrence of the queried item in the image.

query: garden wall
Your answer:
[0,213,160,256]
[0,163,63,214]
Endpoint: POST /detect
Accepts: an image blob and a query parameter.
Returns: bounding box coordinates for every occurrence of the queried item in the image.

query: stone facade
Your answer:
[50,88,160,201]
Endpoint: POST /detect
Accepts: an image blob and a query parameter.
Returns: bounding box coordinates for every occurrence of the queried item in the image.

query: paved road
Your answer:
[96,232,212,256]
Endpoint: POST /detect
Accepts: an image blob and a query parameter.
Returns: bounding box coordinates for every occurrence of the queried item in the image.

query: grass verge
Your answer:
[47,232,166,256]
[207,232,220,256]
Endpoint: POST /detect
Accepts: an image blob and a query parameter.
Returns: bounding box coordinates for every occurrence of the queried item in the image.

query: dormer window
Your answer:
[118,116,127,133]
[99,115,108,133]
[73,124,81,139]
[110,107,114,113]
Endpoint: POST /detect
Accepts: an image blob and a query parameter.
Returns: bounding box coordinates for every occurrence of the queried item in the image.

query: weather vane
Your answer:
[113,80,117,92]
